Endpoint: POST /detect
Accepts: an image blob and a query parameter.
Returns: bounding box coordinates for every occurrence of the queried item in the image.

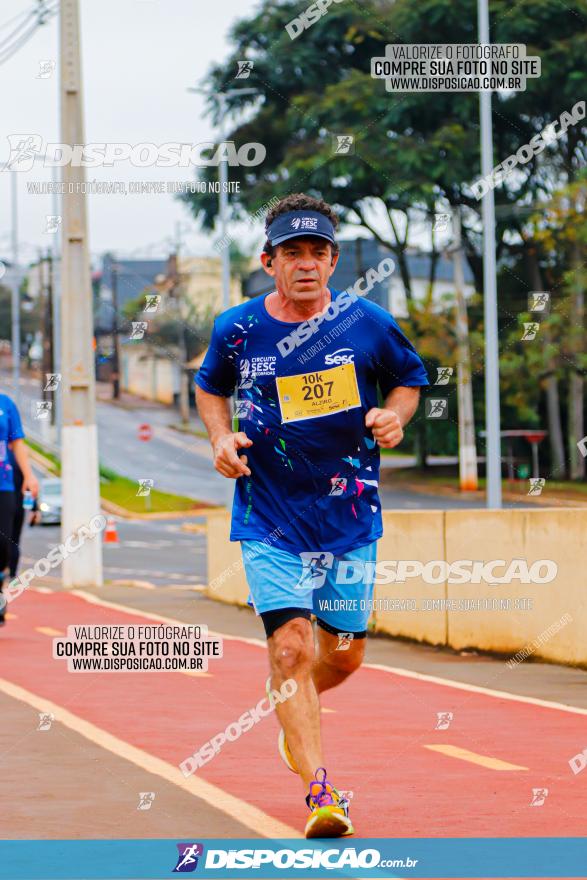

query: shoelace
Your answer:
[308,767,335,808]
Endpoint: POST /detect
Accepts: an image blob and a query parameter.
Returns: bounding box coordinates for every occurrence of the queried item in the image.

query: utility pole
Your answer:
[217,93,231,312]
[46,249,56,428]
[60,0,103,588]
[38,250,55,444]
[110,258,121,399]
[40,252,54,401]
[478,0,502,507]
[451,209,478,491]
[52,163,62,446]
[10,170,20,408]
[169,245,189,425]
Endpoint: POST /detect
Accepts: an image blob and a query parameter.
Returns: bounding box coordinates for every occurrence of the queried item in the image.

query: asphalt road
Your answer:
[15,516,207,588]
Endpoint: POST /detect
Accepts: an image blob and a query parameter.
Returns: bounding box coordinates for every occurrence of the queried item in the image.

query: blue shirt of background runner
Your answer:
[195,289,429,555]
[0,393,24,492]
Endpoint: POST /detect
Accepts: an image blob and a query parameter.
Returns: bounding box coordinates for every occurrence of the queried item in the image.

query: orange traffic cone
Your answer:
[103,518,119,546]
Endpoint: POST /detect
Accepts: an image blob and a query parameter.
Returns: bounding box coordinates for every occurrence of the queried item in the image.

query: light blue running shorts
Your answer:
[241,539,378,633]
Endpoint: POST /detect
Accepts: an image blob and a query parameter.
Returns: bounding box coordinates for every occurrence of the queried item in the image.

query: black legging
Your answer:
[10,498,24,578]
[0,490,16,581]
[10,462,24,578]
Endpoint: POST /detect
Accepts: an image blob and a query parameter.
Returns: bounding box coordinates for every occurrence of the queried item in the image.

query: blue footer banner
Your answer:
[1,838,586,879]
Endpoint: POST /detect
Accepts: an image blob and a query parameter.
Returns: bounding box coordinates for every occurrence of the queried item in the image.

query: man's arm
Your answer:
[364,386,421,449]
[10,438,39,496]
[196,386,253,478]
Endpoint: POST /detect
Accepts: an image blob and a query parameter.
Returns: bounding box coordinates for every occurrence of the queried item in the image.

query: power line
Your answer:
[0,1,56,49]
[0,1,57,66]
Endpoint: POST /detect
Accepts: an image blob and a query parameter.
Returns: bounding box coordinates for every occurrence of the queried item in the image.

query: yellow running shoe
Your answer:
[266,676,298,773]
[304,767,354,839]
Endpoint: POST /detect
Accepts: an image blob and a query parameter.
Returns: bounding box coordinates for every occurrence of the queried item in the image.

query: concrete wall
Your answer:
[122,348,178,405]
[204,508,587,667]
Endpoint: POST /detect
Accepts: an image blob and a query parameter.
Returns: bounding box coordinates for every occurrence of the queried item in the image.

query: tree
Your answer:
[180,0,586,474]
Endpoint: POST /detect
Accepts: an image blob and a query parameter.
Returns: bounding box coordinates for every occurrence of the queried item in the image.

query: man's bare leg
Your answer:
[312,626,365,694]
[268,621,365,789]
[267,617,322,788]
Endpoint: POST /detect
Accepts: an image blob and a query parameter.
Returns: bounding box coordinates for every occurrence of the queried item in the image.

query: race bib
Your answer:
[276,363,361,423]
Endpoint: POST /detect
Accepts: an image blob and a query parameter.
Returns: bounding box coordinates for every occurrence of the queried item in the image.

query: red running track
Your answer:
[1,589,585,850]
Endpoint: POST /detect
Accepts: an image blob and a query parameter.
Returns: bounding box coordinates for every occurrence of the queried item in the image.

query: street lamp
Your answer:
[187,85,259,312]
[477,0,502,508]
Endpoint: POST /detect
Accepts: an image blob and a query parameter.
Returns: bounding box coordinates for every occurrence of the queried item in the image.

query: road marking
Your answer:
[424,744,528,771]
[68,590,587,717]
[6,612,17,620]
[181,670,213,678]
[0,677,300,838]
[35,626,63,636]
[31,586,54,594]
[108,579,156,590]
[321,707,335,714]
[364,662,587,717]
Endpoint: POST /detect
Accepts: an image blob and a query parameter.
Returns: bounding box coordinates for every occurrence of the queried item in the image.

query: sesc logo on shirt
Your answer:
[324,348,354,366]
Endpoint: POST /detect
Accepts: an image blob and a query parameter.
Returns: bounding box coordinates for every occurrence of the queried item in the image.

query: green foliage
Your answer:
[179,0,586,466]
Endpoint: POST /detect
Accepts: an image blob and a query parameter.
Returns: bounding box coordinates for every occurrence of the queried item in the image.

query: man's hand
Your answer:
[22,473,39,497]
[365,408,403,449]
[213,432,253,478]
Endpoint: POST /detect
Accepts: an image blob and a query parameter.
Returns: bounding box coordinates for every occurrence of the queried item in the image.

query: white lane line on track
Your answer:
[0,677,300,839]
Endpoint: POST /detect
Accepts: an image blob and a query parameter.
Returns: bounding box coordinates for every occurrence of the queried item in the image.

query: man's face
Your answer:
[261,236,338,301]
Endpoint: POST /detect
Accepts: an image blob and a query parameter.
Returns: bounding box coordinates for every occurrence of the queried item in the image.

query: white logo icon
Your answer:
[239,358,254,389]
[521,322,539,341]
[435,711,453,730]
[137,479,154,497]
[38,712,54,731]
[530,788,548,806]
[529,292,550,312]
[137,791,156,810]
[34,400,52,420]
[296,551,334,590]
[434,367,453,385]
[234,399,254,420]
[44,215,62,234]
[37,60,56,79]
[130,322,148,340]
[43,373,61,391]
[433,213,450,232]
[528,478,545,496]
[336,633,354,651]
[334,135,354,155]
[4,134,42,171]
[329,476,347,496]
[143,294,161,312]
[236,60,253,79]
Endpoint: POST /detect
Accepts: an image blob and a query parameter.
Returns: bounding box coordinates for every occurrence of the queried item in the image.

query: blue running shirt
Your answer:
[0,393,25,492]
[196,289,429,554]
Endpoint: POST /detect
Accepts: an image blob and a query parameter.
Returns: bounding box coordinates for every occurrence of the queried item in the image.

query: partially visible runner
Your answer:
[8,449,38,579]
[196,193,428,838]
[0,392,38,624]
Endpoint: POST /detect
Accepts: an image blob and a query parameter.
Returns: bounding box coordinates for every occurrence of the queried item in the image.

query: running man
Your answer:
[196,193,428,838]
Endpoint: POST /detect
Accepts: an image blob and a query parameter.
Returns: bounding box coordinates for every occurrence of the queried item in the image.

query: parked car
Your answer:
[37,477,62,525]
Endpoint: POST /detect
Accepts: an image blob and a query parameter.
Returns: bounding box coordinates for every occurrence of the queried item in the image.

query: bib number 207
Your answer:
[302,374,333,400]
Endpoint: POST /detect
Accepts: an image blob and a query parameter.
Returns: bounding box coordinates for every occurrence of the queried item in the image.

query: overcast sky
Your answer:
[0,0,268,268]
